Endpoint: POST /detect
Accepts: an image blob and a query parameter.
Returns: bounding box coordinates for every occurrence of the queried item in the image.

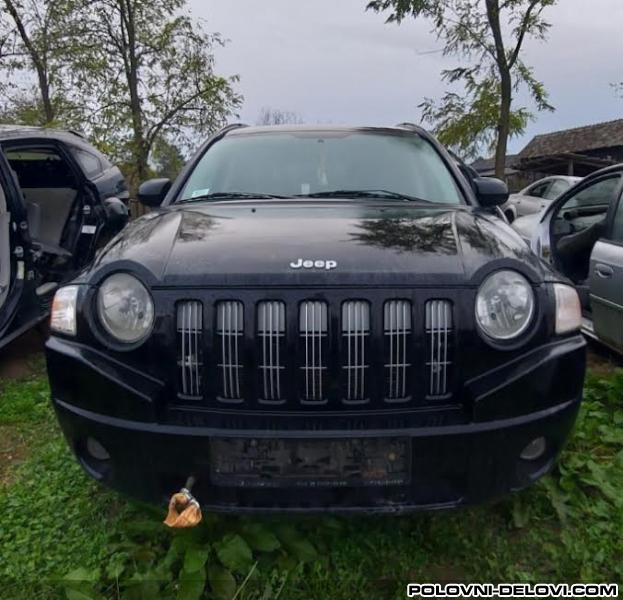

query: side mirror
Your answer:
[138,178,172,207]
[474,177,509,207]
[103,197,129,231]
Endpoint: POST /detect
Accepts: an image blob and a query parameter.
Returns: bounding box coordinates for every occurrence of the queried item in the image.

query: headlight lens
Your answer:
[51,286,79,335]
[553,283,581,335]
[97,273,154,344]
[476,270,535,340]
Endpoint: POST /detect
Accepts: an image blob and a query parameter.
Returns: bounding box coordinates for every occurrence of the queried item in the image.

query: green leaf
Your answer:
[240,523,281,553]
[64,590,95,600]
[208,564,237,600]
[183,547,209,573]
[177,566,206,600]
[63,567,100,583]
[275,525,318,563]
[215,534,253,574]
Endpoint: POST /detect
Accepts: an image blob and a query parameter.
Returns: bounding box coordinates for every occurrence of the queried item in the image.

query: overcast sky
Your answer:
[193,0,623,154]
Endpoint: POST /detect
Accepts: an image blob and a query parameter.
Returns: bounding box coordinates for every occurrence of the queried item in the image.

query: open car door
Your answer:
[587,186,623,353]
[0,148,41,348]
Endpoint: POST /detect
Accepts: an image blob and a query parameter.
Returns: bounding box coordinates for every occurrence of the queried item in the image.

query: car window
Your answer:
[179,132,465,205]
[5,147,77,189]
[526,181,552,198]
[611,197,623,242]
[72,148,103,177]
[552,176,620,239]
[544,179,571,200]
[564,177,620,210]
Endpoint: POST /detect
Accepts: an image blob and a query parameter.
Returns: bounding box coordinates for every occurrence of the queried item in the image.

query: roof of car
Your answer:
[224,124,426,136]
[0,124,89,145]
[541,175,582,182]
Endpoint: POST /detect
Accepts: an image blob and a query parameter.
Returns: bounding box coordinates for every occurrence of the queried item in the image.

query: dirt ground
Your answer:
[0,330,47,381]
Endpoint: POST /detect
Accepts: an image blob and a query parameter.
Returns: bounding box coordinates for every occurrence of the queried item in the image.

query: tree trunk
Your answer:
[485,0,511,180]
[38,72,55,124]
[119,0,148,217]
[495,72,512,180]
[4,0,55,124]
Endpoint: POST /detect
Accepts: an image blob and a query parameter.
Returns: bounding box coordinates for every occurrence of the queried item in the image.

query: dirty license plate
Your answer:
[210,438,411,488]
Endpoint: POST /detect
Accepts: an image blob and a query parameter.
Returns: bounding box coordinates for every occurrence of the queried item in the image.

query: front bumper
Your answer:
[46,336,586,513]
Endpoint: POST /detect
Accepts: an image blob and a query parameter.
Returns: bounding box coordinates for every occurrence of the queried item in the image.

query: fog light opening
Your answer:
[520,437,546,461]
[86,437,111,461]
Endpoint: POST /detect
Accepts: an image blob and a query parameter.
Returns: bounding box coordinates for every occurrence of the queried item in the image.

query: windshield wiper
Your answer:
[179,192,288,203]
[297,189,433,203]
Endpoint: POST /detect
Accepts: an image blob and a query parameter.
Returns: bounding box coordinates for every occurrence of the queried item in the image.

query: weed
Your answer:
[0,369,621,598]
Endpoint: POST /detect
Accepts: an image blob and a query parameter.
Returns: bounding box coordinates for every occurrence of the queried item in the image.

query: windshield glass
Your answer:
[178,131,464,204]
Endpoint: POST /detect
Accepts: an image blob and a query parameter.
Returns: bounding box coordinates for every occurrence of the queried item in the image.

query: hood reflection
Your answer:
[350,213,458,255]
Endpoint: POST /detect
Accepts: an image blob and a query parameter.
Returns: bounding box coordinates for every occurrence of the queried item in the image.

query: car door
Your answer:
[0,147,42,348]
[588,182,623,352]
[67,142,129,261]
[2,139,112,276]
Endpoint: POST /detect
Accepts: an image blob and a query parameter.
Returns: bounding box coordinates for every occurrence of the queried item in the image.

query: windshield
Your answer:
[178,131,464,205]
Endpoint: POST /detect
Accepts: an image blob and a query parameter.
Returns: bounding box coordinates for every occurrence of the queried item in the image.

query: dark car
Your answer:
[513,164,623,354]
[45,124,586,513]
[0,125,129,348]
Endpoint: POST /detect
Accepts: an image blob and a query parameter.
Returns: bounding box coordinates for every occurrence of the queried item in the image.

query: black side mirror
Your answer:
[474,177,509,207]
[138,178,172,207]
[103,197,129,231]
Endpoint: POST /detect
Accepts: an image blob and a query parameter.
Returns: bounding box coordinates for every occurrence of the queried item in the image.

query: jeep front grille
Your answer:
[258,301,286,403]
[174,294,456,408]
[216,301,244,401]
[176,301,203,399]
[341,301,371,404]
[384,300,412,402]
[425,300,454,398]
[299,301,328,404]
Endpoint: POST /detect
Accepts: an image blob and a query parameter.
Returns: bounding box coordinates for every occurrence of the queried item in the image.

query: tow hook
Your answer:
[163,476,202,528]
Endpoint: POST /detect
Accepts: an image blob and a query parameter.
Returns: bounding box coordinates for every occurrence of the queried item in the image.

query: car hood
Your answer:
[512,212,541,241]
[93,201,545,287]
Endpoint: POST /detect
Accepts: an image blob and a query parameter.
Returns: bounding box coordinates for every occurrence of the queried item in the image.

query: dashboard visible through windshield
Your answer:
[178,131,465,205]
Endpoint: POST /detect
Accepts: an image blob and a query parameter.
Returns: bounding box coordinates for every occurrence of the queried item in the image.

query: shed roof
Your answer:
[519,119,623,159]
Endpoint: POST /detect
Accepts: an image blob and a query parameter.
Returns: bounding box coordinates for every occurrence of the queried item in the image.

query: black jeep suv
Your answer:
[45,124,586,513]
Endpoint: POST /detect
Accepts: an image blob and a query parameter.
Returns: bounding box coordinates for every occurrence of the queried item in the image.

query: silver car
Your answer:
[516,164,623,354]
[502,176,582,222]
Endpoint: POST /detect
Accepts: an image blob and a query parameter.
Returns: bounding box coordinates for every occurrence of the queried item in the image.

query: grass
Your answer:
[0,357,622,599]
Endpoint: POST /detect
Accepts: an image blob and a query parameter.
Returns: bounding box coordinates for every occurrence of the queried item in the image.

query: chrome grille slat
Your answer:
[426,300,453,397]
[342,301,370,404]
[217,301,244,401]
[384,300,412,401]
[299,301,328,403]
[258,301,286,403]
[176,301,203,398]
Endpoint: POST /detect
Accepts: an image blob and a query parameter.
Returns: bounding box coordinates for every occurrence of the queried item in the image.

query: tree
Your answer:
[257,107,303,126]
[75,0,242,205]
[0,0,81,126]
[151,137,185,181]
[368,0,556,175]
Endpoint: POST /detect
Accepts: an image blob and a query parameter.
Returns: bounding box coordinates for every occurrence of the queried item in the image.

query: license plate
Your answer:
[210,438,411,488]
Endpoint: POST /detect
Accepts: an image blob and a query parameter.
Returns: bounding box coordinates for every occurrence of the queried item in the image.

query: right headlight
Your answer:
[97,273,154,344]
[475,270,535,341]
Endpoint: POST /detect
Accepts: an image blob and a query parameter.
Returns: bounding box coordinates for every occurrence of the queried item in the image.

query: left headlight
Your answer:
[475,270,535,341]
[51,286,79,336]
[97,273,154,344]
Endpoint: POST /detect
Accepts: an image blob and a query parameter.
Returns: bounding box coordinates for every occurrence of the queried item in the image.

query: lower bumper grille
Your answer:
[175,294,455,409]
